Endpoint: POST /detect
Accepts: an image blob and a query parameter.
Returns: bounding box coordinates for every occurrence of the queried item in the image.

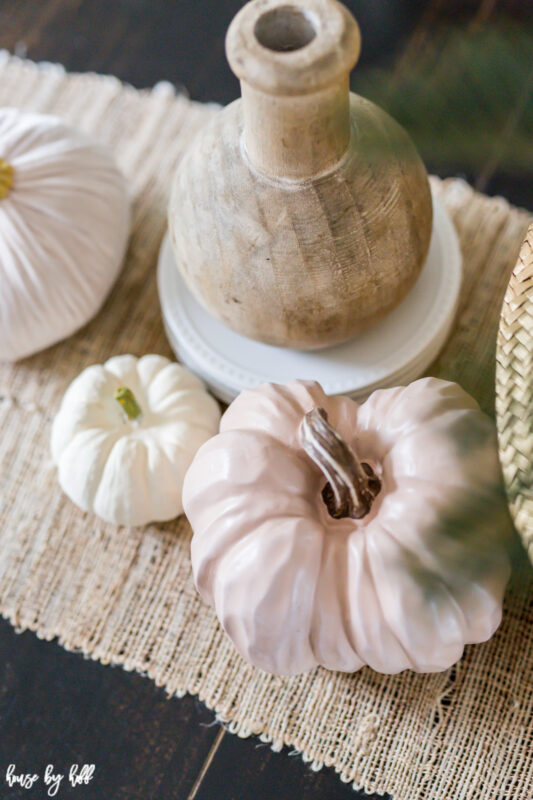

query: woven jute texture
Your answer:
[496,224,533,566]
[0,53,532,800]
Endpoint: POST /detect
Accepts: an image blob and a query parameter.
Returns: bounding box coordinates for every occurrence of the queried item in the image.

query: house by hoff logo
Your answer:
[5,764,95,796]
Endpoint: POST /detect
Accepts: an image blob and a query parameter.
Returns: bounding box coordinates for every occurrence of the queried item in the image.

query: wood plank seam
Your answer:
[186,726,226,800]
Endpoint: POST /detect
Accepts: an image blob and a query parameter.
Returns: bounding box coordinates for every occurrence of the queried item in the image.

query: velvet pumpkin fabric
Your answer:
[0,108,130,361]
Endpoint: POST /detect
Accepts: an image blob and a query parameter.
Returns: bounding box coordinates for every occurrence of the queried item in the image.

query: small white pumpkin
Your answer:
[0,108,130,361]
[51,354,221,526]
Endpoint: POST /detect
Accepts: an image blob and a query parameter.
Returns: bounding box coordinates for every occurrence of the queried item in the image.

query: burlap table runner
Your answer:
[0,52,531,800]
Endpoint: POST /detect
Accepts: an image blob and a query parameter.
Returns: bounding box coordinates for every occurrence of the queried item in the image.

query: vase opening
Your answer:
[254,5,317,52]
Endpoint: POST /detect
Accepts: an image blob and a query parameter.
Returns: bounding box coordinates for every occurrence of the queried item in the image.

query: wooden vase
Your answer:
[168,0,433,350]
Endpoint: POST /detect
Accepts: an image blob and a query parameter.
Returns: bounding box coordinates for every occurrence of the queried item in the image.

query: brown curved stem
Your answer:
[299,407,381,520]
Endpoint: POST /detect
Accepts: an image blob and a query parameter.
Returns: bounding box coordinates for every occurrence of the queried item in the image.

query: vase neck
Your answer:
[241,77,350,180]
[226,0,360,180]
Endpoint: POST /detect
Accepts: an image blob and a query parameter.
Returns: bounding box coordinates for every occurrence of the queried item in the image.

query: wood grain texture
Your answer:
[169,0,432,349]
[170,95,432,349]
[0,620,220,800]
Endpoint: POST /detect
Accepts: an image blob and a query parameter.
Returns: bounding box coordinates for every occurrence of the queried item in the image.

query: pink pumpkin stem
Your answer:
[299,407,381,520]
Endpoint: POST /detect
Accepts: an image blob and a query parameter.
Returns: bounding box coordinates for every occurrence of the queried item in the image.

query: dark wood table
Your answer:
[0,1,531,798]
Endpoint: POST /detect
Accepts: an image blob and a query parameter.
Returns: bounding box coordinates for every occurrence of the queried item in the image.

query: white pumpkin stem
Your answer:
[114,387,143,421]
[0,158,14,199]
[299,407,381,519]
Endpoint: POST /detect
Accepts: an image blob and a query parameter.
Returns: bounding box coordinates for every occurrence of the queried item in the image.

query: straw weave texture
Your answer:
[0,53,532,800]
[497,224,533,565]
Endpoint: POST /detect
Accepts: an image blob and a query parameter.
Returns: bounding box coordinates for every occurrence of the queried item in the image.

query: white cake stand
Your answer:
[158,188,462,403]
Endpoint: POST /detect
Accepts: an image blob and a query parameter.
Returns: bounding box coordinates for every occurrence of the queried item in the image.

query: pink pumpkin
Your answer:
[183,378,511,676]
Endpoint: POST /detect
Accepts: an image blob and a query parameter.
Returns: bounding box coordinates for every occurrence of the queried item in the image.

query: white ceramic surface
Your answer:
[158,188,462,401]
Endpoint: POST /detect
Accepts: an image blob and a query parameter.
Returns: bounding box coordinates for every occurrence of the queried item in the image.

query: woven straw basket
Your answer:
[496,222,533,565]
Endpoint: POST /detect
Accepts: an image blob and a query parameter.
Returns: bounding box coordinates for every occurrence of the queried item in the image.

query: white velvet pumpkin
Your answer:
[51,354,221,526]
[184,378,511,676]
[0,108,130,361]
